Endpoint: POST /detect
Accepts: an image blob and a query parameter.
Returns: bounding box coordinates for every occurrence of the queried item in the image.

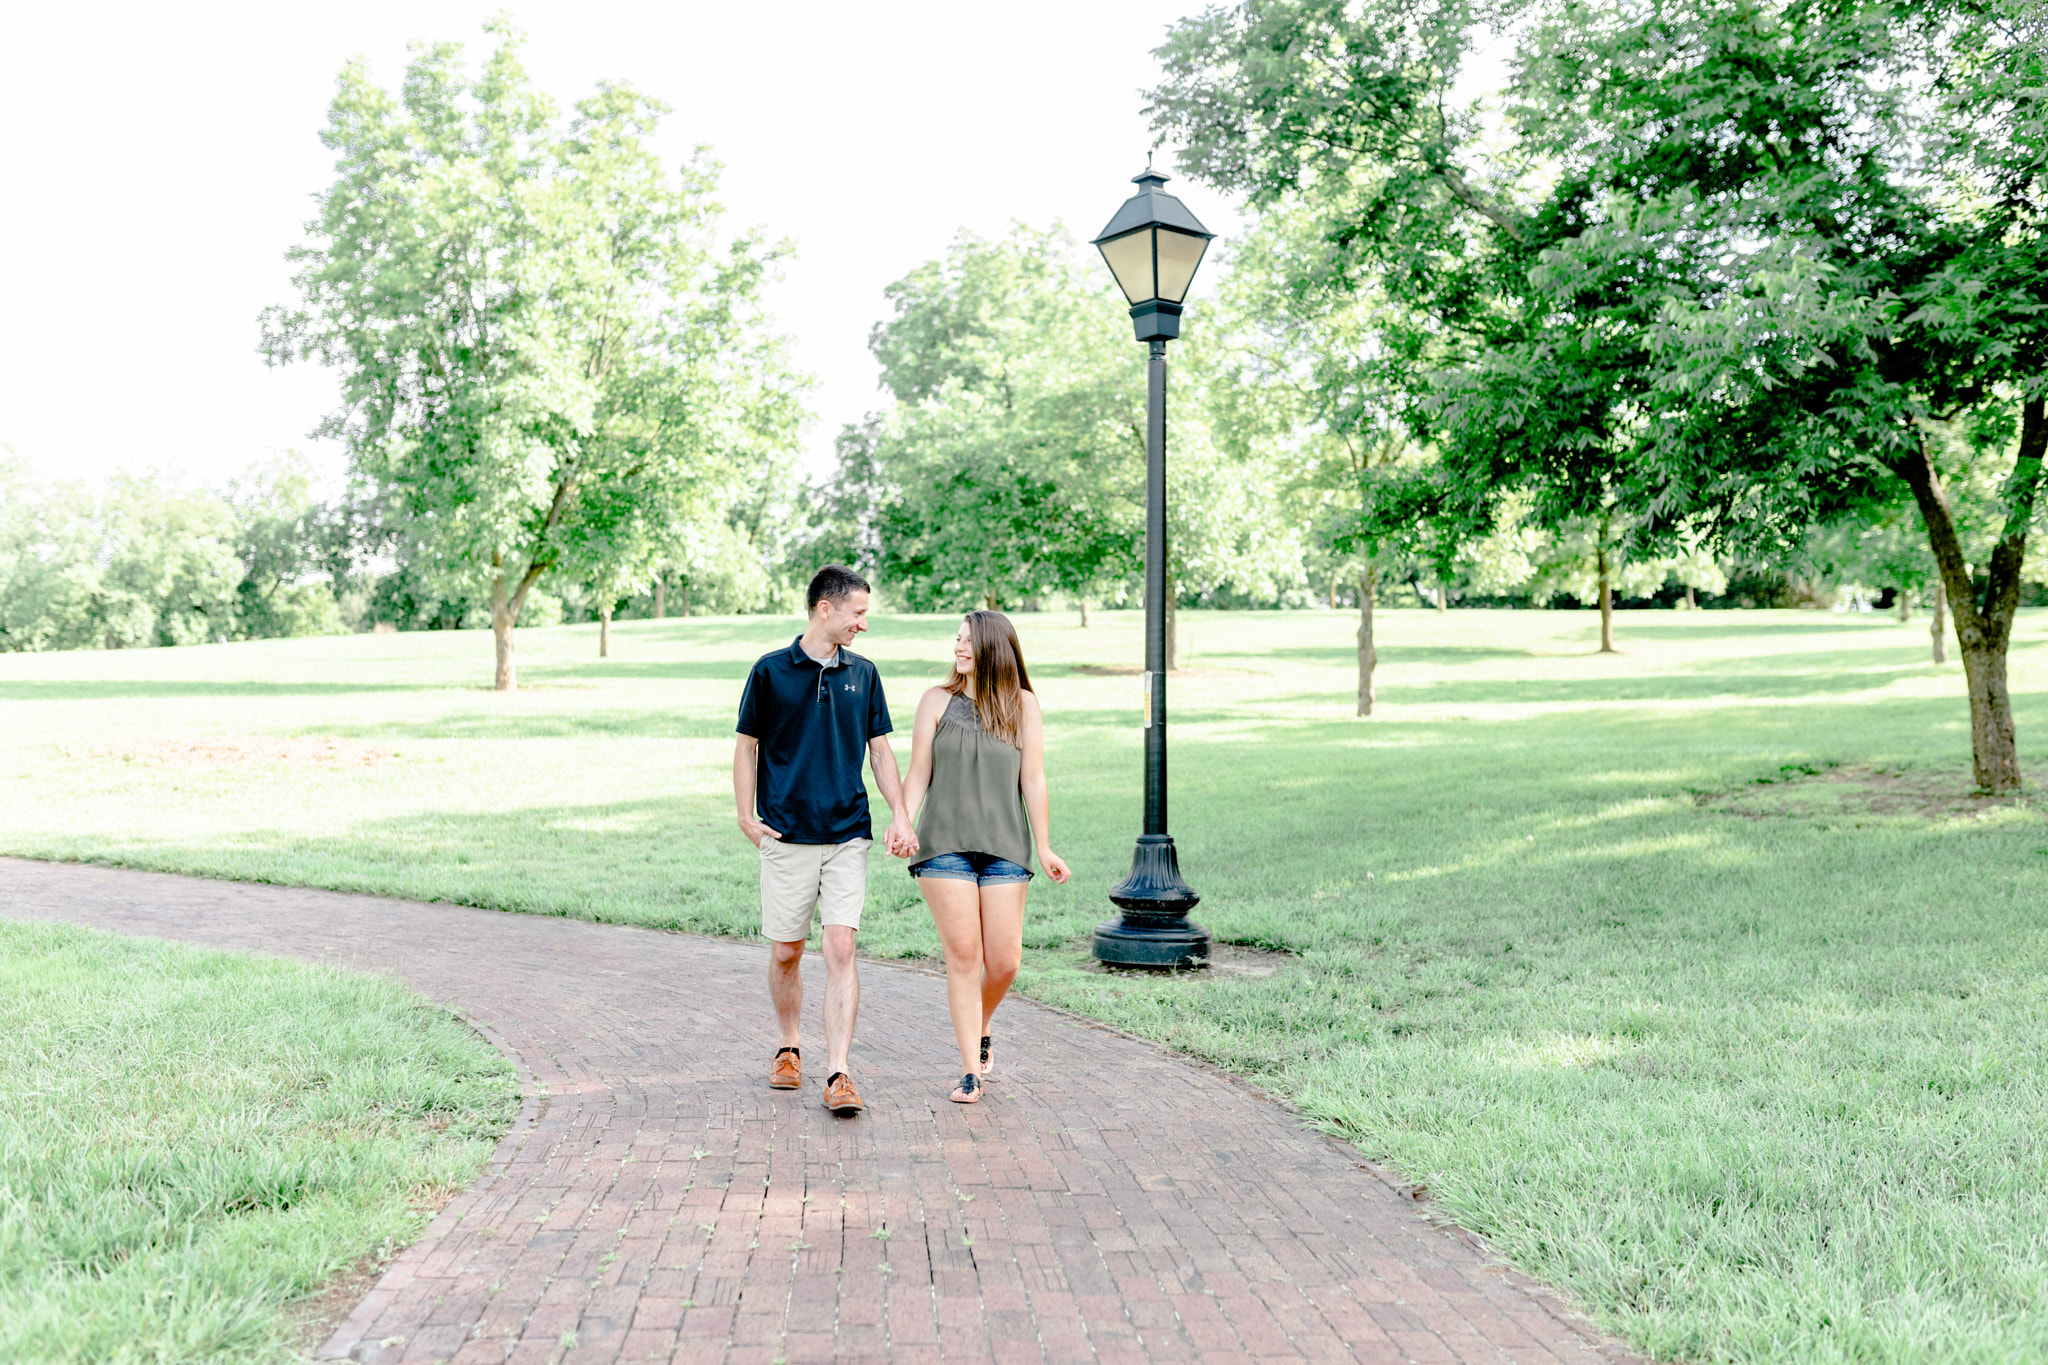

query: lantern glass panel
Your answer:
[1154,229,1209,304]
[1097,230,1156,305]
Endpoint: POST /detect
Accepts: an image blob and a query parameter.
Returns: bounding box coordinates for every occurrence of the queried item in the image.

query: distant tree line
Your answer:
[1,457,338,652]
[0,452,790,653]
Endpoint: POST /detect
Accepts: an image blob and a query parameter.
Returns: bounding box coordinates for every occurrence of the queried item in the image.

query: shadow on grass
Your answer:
[529,654,961,690]
[524,660,759,683]
[1375,668,1929,705]
[1617,618,1910,639]
[321,711,745,740]
[1227,673,1945,716]
[598,619,803,647]
[1256,644,1540,665]
[0,680,433,702]
[600,616,971,647]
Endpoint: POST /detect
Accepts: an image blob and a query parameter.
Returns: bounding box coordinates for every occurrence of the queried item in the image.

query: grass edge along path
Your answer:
[0,919,517,1364]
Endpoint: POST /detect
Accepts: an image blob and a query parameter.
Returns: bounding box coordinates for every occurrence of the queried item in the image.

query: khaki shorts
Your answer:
[759,837,870,943]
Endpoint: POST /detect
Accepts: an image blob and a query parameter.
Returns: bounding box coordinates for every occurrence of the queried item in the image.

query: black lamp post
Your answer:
[1090,165,1215,969]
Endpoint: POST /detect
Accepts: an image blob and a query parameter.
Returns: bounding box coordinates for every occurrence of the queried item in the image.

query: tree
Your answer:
[1149,0,1691,656]
[1161,420,1308,661]
[94,474,245,648]
[1191,211,1436,712]
[845,225,1306,661]
[1154,0,2048,787]
[1524,0,2048,790]
[264,24,804,689]
[860,227,1145,612]
[1515,512,1724,642]
[225,456,345,640]
[791,419,888,587]
[0,460,100,653]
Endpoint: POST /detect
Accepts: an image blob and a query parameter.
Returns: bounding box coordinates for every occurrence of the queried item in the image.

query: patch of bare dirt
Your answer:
[1699,763,2039,822]
[288,1250,389,1353]
[88,738,394,767]
[286,1189,466,1353]
[1071,664,1258,678]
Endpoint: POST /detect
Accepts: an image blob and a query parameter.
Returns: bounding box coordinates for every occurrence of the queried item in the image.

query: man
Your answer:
[733,565,913,1115]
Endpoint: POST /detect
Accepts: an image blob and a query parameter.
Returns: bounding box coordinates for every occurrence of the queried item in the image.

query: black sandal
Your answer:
[979,1034,992,1077]
[949,1072,981,1104]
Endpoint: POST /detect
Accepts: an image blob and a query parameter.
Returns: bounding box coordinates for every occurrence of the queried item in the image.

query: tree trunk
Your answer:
[653,573,666,620]
[1357,567,1378,716]
[1895,587,1911,623]
[1436,583,1448,614]
[1077,598,1089,628]
[679,580,690,618]
[488,549,549,693]
[1685,585,1697,611]
[1597,546,1616,653]
[1329,579,1338,611]
[1895,401,2044,792]
[1930,582,1947,663]
[491,567,517,692]
[599,603,612,659]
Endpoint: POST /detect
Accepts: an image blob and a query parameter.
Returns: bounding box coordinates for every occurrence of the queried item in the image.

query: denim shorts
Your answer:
[910,851,1033,885]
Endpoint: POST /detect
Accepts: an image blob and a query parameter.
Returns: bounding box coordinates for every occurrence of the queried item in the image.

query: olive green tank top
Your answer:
[914,692,1033,871]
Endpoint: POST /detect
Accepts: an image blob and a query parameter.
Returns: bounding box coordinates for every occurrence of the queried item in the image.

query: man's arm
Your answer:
[866,667,914,856]
[734,735,780,846]
[867,735,915,856]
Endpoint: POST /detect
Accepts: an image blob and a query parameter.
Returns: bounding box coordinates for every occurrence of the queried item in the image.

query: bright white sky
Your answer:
[0,2,1247,494]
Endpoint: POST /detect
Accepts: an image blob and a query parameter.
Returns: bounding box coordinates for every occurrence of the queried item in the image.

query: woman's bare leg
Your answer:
[920,877,987,1077]
[978,882,1027,1049]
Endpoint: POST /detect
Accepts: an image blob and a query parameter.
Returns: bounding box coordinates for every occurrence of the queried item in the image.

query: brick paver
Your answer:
[0,858,1643,1364]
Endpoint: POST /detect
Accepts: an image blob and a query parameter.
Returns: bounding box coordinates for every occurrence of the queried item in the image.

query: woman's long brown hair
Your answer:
[943,610,1033,745]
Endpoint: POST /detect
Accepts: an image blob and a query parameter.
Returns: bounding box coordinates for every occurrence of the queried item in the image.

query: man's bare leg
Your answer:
[769,938,805,1050]
[820,924,860,1078]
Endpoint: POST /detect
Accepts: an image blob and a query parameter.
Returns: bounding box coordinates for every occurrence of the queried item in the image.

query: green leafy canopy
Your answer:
[262,22,806,684]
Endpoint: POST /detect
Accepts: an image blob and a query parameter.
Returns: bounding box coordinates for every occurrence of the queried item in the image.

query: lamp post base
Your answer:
[1094,834,1209,969]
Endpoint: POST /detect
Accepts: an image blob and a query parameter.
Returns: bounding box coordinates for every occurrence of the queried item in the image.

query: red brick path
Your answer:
[0,859,1642,1365]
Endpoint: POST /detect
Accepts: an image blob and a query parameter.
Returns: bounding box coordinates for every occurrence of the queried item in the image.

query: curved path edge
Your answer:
[0,858,1645,1365]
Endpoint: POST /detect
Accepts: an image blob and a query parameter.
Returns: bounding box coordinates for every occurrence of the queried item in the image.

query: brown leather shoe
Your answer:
[769,1047,801,1090]
[822,1071,864,1115]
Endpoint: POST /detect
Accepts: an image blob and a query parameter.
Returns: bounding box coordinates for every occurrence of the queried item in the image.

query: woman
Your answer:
[900,611,1070,1103]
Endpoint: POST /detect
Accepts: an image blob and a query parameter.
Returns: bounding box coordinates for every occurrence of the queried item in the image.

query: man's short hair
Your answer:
[807,565,871,613]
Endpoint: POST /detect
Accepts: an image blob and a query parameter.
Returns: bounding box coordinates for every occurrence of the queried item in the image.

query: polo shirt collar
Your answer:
[788,635,843,669]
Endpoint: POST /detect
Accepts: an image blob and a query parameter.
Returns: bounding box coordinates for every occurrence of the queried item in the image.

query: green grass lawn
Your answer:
[3,606,2046,1363]
[0,920,515,1364]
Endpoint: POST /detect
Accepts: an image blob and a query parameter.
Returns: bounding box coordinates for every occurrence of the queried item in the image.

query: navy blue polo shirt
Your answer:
[736,637,893,844]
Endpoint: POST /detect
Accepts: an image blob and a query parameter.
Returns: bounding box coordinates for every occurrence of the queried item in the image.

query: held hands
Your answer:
[1040,849,1071,884]
[744,814,917,857]
[884,815,919,860]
